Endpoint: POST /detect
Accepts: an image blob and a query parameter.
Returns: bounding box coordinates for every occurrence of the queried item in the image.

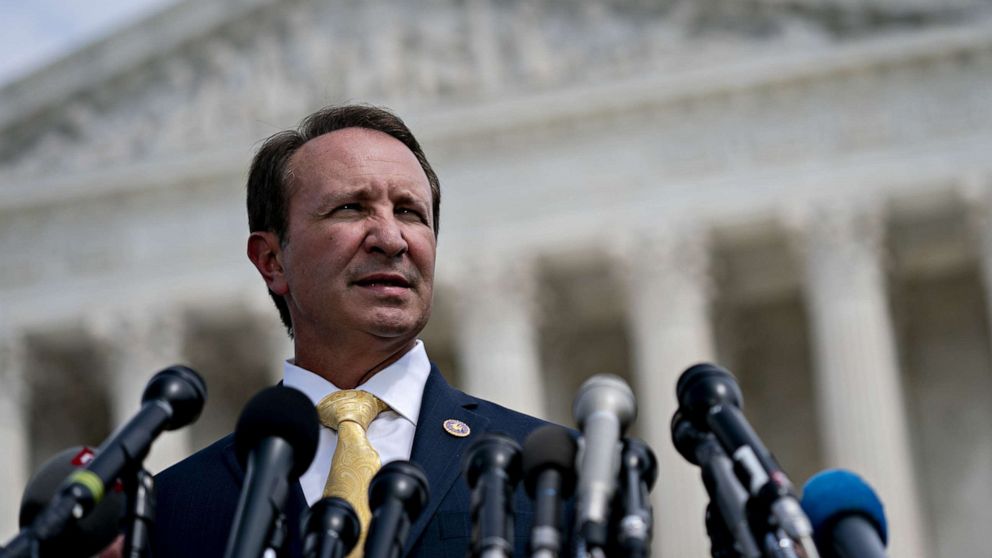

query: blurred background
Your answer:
[2,0,992,556]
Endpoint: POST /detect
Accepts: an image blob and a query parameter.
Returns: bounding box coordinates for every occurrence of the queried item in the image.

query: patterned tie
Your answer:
[316,390,389,557]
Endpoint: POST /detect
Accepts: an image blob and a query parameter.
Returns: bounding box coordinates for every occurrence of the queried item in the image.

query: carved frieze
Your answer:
[2,0,930,179]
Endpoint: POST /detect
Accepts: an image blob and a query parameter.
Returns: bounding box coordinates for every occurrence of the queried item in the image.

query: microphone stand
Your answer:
[123,467,155,558]
[263,513,288,558]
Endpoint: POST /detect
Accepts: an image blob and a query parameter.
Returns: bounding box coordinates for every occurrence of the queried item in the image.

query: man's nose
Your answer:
[363,213,408,257]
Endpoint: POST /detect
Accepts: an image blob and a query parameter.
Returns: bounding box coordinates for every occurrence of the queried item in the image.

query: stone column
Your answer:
[0,330,29,537]
[614,229,713,558]
[452,256,548,420]
[795,201,928,558]
[961,174,992,354]
[244,289,295,385]
[88,308,192,474]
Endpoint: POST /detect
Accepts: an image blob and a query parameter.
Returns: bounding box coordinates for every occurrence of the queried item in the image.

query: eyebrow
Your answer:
[311,187,430,213]
[393,191,429,209]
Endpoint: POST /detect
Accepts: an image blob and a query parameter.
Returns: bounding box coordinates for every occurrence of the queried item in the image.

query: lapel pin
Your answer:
[443,419,471,437]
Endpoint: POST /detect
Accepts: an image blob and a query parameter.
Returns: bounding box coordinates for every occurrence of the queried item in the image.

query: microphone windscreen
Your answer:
[675,363,743,413]
[19,447,126,557]
[142,365,207,430]
[234,386,319,477]
[801,469,888,546]
[522,425,577,497]
[572,374,636,429]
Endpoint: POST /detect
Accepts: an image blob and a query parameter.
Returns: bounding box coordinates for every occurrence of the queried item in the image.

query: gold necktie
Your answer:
[316,390,389,557]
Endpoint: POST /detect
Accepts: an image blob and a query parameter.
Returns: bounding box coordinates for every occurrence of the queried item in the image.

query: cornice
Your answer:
[0,0,279,131]
[2,18,991,212]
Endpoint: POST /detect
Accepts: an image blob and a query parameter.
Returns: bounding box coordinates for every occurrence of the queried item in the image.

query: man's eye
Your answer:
[397,207,427,222]
[335,203,361,212]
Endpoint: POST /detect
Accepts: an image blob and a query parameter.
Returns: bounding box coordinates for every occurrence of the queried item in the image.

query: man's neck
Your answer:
[292,334,418,389]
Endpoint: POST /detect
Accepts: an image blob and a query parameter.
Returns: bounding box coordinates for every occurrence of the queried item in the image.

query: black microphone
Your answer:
[571,374,636,551]
[522,425,576,558]
[704,502,741,558]
[672,411,761,558]
[2,366,205,558]
[364,460,429,558]
[302,497,360,558]
[18,447,127,558]
[464,432,523,558]
[613,438,656,558]
[800,470,888,558]
[677,363,816,555]
[223,386,319,558]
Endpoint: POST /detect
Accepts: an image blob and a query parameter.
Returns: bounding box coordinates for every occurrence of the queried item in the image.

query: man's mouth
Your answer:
[354,274,412,289]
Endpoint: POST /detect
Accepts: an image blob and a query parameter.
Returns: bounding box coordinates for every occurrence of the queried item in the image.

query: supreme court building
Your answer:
[2,1,992,556]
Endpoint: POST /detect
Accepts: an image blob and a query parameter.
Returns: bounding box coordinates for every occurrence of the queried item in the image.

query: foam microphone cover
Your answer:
[522,425,577,498]
[233,386,320,478]
[142,365,208,430]
[676,363,744,423]
[19,447,126,557]
[801,469,888,550]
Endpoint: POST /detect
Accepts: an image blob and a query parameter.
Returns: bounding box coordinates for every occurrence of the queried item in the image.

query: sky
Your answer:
[0,0,178,87]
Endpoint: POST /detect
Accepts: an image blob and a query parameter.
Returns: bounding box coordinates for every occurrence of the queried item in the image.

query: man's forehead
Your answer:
[293,127,417,169]
[286,127,429,200]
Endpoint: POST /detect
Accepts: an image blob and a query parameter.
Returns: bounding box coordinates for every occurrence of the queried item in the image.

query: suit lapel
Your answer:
[405,365,490,552]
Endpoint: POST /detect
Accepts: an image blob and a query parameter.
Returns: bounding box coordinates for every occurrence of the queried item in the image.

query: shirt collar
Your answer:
[282,340,430,426]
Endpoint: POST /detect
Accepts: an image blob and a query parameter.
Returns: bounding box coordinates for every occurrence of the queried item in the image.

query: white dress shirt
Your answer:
[284,340,432,506]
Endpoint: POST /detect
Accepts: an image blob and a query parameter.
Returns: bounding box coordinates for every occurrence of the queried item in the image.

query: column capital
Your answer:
[608,223,712,305]
[783,195,889,276]
[85,305,187,369]
[446,251,540,313]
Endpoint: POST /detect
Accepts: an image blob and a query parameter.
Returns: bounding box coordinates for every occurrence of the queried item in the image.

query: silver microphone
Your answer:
[571,374,637,551]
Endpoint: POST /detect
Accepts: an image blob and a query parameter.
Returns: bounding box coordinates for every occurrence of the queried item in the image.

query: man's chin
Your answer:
[362,313,429,341]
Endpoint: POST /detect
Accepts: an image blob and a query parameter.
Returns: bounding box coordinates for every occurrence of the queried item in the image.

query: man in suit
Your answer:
[153,105,549,557]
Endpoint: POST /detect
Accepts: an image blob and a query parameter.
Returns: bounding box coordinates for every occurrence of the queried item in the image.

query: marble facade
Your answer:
[2,1,992,556]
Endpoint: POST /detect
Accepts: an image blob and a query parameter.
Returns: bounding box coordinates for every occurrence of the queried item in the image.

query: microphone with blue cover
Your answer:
[800,469,888,558]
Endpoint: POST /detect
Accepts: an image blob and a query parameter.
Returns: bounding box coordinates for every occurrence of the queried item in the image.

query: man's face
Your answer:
[276,127,436,345]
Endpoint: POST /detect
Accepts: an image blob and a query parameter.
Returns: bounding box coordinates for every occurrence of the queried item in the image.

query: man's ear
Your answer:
[247,232,289,295]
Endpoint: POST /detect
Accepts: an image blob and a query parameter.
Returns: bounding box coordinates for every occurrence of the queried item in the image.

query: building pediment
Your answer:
[5,0,974,181]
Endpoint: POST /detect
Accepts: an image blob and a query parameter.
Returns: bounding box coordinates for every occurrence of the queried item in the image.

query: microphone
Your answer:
[613,438,657,558]
[2,366,205,557]
[672,411,761,558]
[571,374,636,551]
[464,432,523,558]
[677,363,816,556]
[18,447,127,558]
[302,497,360,558]
[800,470,888,558]
[364,461,429,558]
[223,386,319,558]
[521,425,577,558]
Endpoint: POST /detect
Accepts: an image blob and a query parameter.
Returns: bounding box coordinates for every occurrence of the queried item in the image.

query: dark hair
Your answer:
[246,104,441,336]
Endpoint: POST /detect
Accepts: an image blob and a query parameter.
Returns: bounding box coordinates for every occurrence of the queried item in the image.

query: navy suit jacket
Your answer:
[153,365,553,557]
